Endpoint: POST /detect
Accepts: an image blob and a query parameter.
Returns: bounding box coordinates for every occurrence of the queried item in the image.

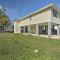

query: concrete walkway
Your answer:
[23,33,60,39]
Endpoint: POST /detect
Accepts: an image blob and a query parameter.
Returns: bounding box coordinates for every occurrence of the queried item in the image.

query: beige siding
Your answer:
[20,18,30,26]
[20,8,51,26]
[31,9,51,24]
[51,17,60,24]
[51,9,60,24]
[14,21,20,33]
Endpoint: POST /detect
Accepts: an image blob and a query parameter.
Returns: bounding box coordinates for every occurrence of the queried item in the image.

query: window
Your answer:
[53,9,57,18]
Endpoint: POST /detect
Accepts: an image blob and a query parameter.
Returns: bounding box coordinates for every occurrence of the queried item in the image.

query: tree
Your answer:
[0,6,9,26]
[0,6,9,31]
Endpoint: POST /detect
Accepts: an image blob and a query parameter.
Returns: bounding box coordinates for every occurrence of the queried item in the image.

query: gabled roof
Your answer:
[14,3,60,21]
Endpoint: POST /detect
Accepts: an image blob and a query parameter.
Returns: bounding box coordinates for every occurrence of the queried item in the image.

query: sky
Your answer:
[0,0,60,21]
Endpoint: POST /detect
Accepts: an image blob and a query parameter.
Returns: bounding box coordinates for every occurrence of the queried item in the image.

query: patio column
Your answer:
[14,21,17,33]
[48,22,52,37]
[57,24,60,35]
[29,26,31,34]
[20,26,21,33]
[24,26,25,33]
[36,24,39,35]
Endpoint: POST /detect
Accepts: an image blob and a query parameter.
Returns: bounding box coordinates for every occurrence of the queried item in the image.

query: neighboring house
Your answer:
[0,25,4,32]
[4,20,14,32]
[14,3,60,37]
[8,20,14,32]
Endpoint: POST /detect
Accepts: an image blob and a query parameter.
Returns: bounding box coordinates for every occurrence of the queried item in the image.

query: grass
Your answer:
[0,33,60,60]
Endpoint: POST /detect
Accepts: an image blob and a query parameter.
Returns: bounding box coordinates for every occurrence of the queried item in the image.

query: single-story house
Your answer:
[14,3,60,37]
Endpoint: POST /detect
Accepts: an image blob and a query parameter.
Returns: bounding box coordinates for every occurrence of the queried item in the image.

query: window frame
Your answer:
[53,9,57,18]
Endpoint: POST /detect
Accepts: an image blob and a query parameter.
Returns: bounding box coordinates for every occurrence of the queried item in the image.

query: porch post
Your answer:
[48,22,52,37]
[36,24,39,35]
[20,26,21,33]
[29,26,31,34]
[57,24,60,35]
[24,26,25,33]
[14,21,16,33]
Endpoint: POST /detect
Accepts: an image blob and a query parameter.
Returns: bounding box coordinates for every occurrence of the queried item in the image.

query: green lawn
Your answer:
[0,33,60,60]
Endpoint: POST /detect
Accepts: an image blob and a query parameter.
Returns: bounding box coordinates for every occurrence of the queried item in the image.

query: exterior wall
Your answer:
[51,17,60,24]
[14,21,20,33]
[20,8,51,26]
[20,18,30,26]
[51,9,60,24]
[31,9,51,24]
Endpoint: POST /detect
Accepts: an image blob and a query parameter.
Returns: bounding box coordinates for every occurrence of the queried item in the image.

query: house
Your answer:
[14,3,60,37]
[8,20,14,32]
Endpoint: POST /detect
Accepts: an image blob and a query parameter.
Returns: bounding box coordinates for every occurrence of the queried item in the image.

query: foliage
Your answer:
[0,7,9,26]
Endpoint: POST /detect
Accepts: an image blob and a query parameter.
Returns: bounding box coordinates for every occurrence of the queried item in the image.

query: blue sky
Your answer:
[0,0,60,20]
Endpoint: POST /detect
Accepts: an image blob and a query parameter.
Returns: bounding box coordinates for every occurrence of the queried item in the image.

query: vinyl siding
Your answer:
[20,8,51,26]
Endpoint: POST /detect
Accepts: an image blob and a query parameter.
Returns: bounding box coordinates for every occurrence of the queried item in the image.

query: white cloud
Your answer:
[0,5,3,9]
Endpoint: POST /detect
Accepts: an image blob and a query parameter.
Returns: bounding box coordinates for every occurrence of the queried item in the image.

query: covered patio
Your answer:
[20,22,60,37]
